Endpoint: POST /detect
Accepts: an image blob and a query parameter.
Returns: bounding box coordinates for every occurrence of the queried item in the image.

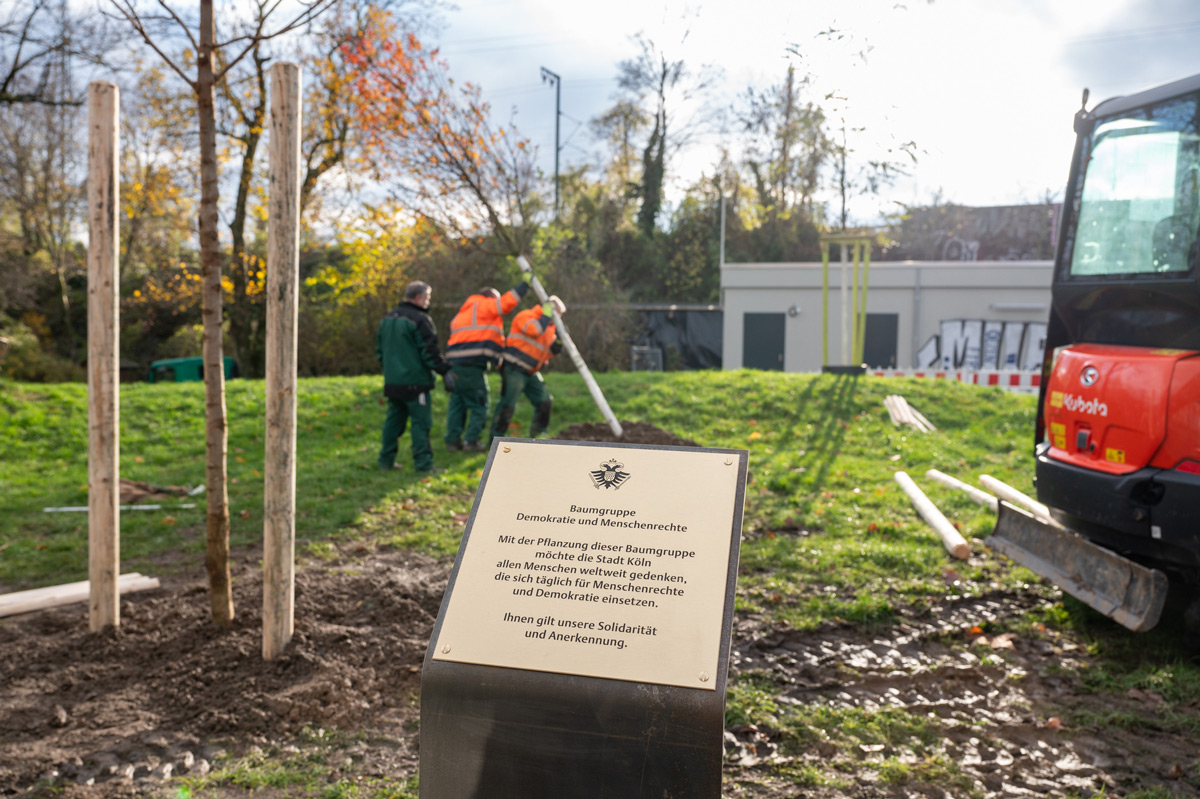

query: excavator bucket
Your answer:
[988,502,1169,632]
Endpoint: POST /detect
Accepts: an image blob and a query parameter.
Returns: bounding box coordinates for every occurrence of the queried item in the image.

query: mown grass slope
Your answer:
[1,370,1029,614]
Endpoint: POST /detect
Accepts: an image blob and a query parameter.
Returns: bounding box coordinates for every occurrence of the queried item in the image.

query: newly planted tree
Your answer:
[108,0,333,624]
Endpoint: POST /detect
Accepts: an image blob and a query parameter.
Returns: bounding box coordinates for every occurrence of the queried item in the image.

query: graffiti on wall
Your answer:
[915,319,1047,371]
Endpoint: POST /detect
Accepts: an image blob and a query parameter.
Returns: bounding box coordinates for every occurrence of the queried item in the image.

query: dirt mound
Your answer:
[0,549,447,796]
[553,420,700,447]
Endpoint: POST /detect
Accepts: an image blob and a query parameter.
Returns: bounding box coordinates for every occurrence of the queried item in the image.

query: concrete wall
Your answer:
[720,260,1054,372]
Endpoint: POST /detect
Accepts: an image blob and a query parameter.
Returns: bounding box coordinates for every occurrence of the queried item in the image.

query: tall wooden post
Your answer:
[263,63,301,660]
[87,82,120,631]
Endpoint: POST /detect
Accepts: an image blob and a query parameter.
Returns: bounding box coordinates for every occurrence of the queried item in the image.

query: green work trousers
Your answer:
[379,392,433,471]
[444,364,489,446]
[489,365,552,442]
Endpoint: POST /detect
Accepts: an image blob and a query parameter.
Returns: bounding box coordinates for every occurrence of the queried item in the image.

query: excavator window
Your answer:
[1069,95,1200,278]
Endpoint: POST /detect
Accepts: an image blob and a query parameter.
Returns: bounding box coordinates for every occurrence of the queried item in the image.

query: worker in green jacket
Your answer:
[376,281,455,472]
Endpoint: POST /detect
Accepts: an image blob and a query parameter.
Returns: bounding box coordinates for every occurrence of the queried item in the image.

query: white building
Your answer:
[720,260,1054,373]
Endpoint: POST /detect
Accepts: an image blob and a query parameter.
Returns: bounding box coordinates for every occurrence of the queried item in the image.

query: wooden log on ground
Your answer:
[883,395,901,425]
[909,405,937,432]
[978,474,1058,525]
[0,573,160,618]
[894,471,970,559]
[926,469,998,512]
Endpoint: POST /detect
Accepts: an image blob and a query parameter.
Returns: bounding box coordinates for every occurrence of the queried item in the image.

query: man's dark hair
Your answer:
[478,287,500,299]
[405,281,431,301]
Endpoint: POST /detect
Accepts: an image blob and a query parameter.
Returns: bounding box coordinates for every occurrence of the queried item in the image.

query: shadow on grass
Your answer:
[785,372,860,522]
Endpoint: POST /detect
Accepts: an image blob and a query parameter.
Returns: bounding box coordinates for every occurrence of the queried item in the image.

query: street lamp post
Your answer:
[540,66,561,219]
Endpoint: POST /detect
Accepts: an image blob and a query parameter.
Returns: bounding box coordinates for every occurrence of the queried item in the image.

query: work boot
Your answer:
[446,440,463,451]
[463,441,482,452]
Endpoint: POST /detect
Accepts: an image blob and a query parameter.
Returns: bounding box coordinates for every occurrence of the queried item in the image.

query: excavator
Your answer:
[988,72,1200,634]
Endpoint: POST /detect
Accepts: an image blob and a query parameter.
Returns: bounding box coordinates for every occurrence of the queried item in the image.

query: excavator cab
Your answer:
[990,73,1200,632]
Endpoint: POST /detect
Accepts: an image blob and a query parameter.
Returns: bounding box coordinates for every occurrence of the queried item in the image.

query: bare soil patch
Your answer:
[1,548,445,798]
[553,420,700,447]
[4,551,1199,798]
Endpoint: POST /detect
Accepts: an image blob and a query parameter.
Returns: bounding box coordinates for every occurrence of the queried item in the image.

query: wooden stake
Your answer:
[926,469,998,512]
[978,474,1058,525]
[516,255,623,438]
[894,471,970,560]
[263,62,301,661]
[87,81,120,632]
[0,574,160,619]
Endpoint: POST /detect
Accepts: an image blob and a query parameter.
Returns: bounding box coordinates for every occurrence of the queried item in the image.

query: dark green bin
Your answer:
[147,356,238,383]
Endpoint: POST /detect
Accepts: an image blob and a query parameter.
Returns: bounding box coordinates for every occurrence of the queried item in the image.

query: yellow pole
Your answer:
[820,241,830,367]
[850,241,861,365]
[857,240,872,365]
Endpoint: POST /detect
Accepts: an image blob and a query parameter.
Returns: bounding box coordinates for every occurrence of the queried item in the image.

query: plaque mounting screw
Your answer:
[699,671,710,682]
[441,644,451,654]
[502,446,511,453]
[723,458,732,466]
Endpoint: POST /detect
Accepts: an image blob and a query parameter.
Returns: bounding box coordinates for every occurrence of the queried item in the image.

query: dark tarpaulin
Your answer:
[633,307,723,370]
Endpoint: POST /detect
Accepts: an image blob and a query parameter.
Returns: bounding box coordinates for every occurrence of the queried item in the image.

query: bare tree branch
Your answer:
[213,0,334,84]
[107,0,193,89]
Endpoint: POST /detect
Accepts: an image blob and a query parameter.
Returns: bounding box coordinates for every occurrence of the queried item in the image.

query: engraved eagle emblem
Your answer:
[590,458,631,490]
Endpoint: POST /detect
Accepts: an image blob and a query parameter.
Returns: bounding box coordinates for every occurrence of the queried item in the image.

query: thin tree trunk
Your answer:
[198,0,233,625]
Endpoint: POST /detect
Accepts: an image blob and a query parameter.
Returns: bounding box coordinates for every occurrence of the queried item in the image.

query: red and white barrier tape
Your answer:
[871,369,1041,393]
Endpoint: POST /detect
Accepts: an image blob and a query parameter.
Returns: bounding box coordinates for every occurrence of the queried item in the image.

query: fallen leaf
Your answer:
[968,625,984,636]
[943,569,963,585]
[239,509,251,519]
[989,633,1016,650]
[748,419,757,425]
[972,635,991,647]
[748,431,762,440]
[452,513,469,523]
[1167,763,1185,779]
[161,516,177,526]
[1046,717,1063,731]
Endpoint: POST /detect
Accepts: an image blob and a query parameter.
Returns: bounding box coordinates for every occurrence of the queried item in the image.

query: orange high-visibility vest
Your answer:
[503,307,557,373]
[446,286,525,366]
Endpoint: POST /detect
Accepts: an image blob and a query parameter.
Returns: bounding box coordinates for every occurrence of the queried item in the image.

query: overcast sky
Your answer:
[429,0,1200,225]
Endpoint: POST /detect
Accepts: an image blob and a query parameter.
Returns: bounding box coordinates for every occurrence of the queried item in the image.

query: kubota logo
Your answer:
[1063,393,1108,417]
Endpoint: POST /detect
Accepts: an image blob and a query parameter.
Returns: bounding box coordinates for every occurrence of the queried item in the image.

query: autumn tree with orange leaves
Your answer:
[343,16,544,256]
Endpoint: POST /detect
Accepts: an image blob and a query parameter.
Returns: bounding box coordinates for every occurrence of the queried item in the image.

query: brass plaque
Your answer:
[431,439,746,690]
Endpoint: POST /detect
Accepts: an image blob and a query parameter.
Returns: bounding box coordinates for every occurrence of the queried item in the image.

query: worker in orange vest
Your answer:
[444,282,531,451]
[488,295,565,443]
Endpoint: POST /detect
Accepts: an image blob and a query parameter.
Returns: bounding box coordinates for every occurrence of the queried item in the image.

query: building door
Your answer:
[743,313,785,370]
[863,313,899,368]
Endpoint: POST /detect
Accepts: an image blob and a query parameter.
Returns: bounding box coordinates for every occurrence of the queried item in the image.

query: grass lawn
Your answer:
[0,370,1030,608]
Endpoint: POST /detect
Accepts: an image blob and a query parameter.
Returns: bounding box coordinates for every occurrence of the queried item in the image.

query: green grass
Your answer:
[0,371,1034,597]
[176,747,418,799]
